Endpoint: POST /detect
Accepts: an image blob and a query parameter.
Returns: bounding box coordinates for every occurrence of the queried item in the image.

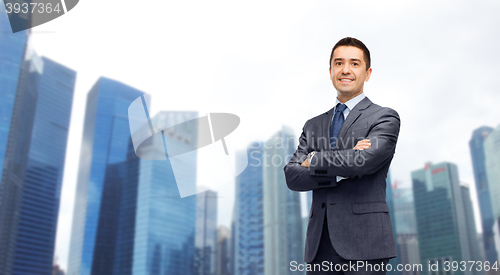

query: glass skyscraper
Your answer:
[68,99,199,275]
[387,171,401,275]
[469,126,496,264]
[0,0,29,178]
[263,126,303,275]
[130,111,197,275]
[461,185,484,274]
[393,187,420,275]
[0,5,76,274]
[412,162,475,275]
[67,77,146,275]
[234,142,265,275]
[13,55,76,274]
[0,7,31,273]
[484,124,500,263]
[217,225,232,275]
[195,190,218,275]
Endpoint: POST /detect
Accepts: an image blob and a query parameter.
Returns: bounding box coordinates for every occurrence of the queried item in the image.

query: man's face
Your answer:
[329,46,372,99]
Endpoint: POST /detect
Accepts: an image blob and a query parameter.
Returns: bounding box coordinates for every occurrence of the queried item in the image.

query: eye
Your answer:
[335,62,342,66]
[353,62,359,66]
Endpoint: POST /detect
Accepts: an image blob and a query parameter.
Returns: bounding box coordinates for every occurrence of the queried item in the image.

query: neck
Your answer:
[337,90,363,103]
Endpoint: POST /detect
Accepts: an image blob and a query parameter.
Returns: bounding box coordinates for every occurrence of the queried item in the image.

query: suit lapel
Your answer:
[322,106,336,150]
[323,96,372,150]
[338,97,371,137]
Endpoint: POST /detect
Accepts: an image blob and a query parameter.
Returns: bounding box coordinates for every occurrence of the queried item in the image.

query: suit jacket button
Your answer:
[321,203,326,208]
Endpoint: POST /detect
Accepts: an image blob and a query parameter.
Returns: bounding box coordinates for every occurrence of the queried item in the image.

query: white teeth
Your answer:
[340,79,353,82]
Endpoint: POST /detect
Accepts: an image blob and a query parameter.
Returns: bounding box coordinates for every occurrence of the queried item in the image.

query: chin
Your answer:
[336,88,354,94]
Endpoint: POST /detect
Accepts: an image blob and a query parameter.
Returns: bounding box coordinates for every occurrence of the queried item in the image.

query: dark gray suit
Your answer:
[283,96,400,263]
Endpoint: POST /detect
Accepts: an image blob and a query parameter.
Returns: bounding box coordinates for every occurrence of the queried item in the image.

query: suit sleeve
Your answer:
[283,120,339,191]
[308,108,400,179]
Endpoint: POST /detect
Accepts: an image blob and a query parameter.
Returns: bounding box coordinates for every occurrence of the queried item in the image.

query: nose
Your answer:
[342,63,351,75]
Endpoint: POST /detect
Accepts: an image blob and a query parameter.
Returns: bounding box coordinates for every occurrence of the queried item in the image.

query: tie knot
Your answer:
[336,103,347,113]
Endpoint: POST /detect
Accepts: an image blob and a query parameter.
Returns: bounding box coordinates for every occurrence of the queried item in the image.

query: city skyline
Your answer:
[0,50,491,274]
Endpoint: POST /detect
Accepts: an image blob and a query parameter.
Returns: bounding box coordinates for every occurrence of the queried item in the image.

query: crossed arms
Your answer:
[283,108,400,192]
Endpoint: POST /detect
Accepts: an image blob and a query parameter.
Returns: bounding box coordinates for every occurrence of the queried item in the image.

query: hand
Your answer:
[353,139,371,150]
[301,159,310,168]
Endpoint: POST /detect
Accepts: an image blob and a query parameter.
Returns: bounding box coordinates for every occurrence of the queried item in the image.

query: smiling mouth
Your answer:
[339,78,354,82]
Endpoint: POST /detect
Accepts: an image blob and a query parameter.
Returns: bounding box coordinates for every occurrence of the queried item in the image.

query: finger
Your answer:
[356,143,370,148]
[356,140,370,145]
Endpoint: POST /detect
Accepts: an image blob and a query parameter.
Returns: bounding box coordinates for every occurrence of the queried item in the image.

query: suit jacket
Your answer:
[283,96,400,263]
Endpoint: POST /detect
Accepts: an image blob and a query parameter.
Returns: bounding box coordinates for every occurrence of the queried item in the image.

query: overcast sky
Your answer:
[22,0,500,270]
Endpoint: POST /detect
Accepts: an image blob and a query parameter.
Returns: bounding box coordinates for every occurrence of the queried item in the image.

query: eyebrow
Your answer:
[333,58,362,63]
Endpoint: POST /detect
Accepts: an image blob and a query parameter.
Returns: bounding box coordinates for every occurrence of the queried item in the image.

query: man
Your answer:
[283,37,400,275]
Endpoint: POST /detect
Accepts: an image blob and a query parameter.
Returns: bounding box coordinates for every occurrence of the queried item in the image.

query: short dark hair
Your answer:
[329,37,371,70]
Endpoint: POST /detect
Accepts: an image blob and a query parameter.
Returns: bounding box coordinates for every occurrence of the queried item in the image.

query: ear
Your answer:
[365,67,372,82]
[329,67,333,80]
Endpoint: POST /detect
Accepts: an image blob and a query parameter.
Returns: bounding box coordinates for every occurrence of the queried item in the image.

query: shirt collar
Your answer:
[335,92,366,111]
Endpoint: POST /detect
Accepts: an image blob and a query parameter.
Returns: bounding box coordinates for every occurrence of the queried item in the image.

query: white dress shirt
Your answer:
[332,92,366,124]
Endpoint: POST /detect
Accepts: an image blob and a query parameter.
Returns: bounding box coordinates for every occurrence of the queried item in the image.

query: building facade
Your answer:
[234,142,265,275]
[0,8,32,273]
[461,185,485,270]
[13,56,76,275]
[195,190,218,275]
[469,126,497,264]
[0,6,76,273]
[217,225,232,275]
[263,127,303,275]
[412,162,474,275]
[484,124,500,265]
[67,78,146,275]
[393,187,421,275]
[131,111,198,275]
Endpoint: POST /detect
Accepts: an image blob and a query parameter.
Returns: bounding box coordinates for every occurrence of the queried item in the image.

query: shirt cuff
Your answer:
[336,176,348,182]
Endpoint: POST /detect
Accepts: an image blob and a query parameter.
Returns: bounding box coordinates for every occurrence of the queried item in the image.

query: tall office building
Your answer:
[461,185,484,271]
[13,55,75,274]
[393,188,418,237]
[387,171,401,275]
[230,212,236,275]
[234,142,264,275]
[217,225,232,275]
[195,190,218,275]
[469,126,497,264]
[263,126,303,275]
[484,124,500,263]
[109,144,140,275]
[127,111,198,275]
[0,3,29,179]
[0,6,76,274]
[393,187,420,275]
[68,101,199,275]
[0,8,32,273]
[67,78,146,275]
[412,162,474,275]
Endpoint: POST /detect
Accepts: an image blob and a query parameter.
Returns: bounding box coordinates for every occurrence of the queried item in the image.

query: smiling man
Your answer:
[284,37,400,275]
